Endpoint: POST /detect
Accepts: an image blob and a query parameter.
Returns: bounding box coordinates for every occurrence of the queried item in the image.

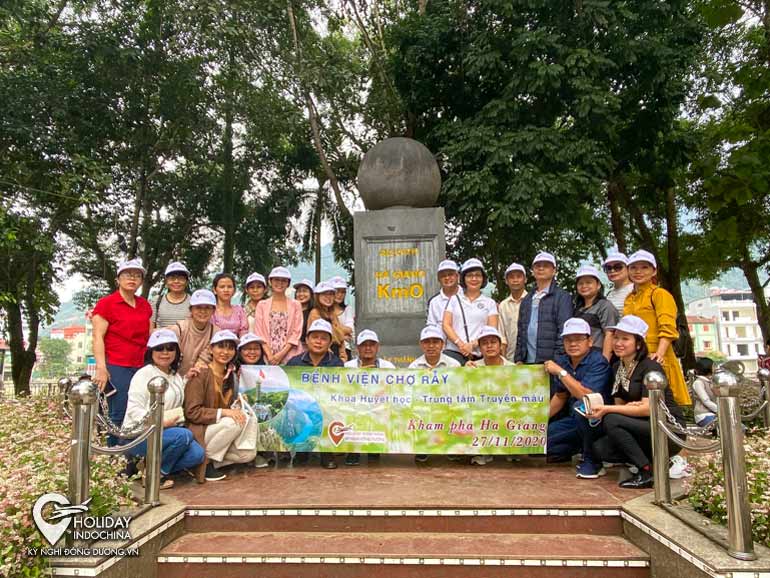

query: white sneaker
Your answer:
[470,455,493,465]
[669,455,690,479]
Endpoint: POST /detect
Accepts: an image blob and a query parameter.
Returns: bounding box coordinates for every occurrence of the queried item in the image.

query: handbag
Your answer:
[234,394,258,451]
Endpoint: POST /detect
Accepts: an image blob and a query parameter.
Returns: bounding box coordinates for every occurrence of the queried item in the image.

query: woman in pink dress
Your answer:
[211,273,248,336]
[253,267,303,365]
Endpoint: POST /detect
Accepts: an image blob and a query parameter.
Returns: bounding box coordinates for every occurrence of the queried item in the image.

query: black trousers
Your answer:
[593,413,682,469]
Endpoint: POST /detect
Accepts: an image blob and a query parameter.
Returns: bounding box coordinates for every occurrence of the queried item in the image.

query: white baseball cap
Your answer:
[627,250,657,268]
[238,332,266,349]
[532,252,556,267]
[314,281,335,294]
[603,253,629,266]
[190,289,216,307]
[293,278,314,290]
[420,326,445,342]
[117,258,146,276]
[561,317,591,337]
[147,329,178,349]
[245,272,266,287]
[505,262,526,276]
[477,325,502,341]
[461,258,485,273]
[164,261,190,277]
[608,315,649,339]
[437,259,459,273]
[268,266,291,281]
[307,319,333,336]
[210,329,239,345]
[356,329,380,345]
[329,276,348,290]
[576,265,602,281]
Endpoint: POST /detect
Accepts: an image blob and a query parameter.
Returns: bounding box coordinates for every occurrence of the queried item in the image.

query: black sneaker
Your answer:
[205,463,226,481]
[619,471,653,489]
[415,454,428,463]
[345,453,360,466]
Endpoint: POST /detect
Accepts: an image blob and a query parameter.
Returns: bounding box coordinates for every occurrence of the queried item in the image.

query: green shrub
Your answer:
[686,430,770,548]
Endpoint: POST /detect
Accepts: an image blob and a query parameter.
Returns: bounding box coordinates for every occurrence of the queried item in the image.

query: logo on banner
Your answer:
[328,420,353,446]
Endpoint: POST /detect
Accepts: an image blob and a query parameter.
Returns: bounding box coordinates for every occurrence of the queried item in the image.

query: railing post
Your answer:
[712,371,756,561]
[144,376,167,506]
[67,378,98,545]
[757,368,770,429]
[644,370,671,505]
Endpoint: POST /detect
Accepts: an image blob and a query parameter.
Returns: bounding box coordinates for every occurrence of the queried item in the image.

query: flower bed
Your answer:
[685,429,770,548]
[0,396,134,577]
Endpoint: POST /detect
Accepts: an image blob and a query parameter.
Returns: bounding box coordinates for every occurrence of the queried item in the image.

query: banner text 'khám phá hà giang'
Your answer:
[238,365,549,455]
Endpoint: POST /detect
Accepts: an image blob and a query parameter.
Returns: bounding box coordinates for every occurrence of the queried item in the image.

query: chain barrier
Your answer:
[657,398,718,439]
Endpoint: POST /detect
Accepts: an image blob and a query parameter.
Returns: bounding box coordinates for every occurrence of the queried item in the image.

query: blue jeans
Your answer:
[106,364,139,446]
[547,415,581,458]
[126,427,205,476]
[573,409,604,465]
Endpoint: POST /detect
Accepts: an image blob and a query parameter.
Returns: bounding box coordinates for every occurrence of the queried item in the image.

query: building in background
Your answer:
[687,289,764,373]
[50,325,92,373]
[686,315,720,358]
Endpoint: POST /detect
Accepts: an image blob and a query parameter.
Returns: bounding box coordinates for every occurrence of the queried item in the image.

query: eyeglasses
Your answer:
[603,264,625,273]
[120,272,143,279]
[153,344,176,352]
[166,274,188,281]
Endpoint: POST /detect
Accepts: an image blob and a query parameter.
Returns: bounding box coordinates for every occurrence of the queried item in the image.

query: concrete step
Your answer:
[158,531,650,577]
[184,507,623,535]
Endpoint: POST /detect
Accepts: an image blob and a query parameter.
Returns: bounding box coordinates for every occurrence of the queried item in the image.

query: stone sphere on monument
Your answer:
[357,137,441,210]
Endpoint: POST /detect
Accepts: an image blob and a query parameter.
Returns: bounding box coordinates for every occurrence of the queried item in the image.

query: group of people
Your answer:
[90,248,694,489]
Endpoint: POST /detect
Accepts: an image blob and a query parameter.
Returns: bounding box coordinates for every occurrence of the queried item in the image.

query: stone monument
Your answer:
[354,137,445,366]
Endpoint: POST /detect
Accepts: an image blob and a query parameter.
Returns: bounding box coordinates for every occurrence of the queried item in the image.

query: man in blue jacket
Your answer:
[514,252,573,365]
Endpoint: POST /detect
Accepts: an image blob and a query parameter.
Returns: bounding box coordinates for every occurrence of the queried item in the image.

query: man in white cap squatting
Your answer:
[426,260,463,329]
[286,319,344,368]
[409,326,461,369]
[497,262,528,361]
[467,326,514,367]
[345,330,395,369]
[543,318,612,476]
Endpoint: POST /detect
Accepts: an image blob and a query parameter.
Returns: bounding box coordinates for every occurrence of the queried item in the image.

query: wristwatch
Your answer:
[558,369,568,379]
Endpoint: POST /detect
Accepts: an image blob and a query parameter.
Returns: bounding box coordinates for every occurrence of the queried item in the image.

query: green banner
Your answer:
[239,365,549,454]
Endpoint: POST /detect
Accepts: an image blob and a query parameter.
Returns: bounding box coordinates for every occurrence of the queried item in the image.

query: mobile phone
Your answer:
[103,380,118,398]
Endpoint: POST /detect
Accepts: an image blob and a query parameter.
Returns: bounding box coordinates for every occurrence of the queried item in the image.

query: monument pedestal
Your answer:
[353,207,445,366]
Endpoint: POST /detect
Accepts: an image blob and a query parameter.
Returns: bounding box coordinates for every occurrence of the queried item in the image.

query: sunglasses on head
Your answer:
[603,264,625,272]
[153,344,176,352]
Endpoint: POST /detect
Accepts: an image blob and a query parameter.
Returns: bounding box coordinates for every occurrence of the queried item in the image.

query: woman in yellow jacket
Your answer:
[623,250,691,407]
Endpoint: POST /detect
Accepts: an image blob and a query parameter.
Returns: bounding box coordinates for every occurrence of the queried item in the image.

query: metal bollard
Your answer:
[644,371,671,505]
[67,378,98,545]
[144,376,168,506]
[713,371,756,561]
[757,368,770,429]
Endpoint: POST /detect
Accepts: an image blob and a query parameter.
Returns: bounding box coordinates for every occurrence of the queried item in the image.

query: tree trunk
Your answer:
[287,1,351,221]
[740,256,770,347]
[7,300,34,396]
[607,178,627,254]
[221,51,237,272]
[664,187,695,370]
[315,183,323,284]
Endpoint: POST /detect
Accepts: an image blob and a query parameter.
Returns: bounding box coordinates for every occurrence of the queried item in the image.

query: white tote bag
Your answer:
[234,395,258,451]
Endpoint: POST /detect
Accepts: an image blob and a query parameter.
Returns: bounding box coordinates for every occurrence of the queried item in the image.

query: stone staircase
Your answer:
[157,506,650,577]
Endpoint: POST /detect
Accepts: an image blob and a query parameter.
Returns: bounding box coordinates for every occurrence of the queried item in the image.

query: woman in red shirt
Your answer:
[92,259,153,445]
